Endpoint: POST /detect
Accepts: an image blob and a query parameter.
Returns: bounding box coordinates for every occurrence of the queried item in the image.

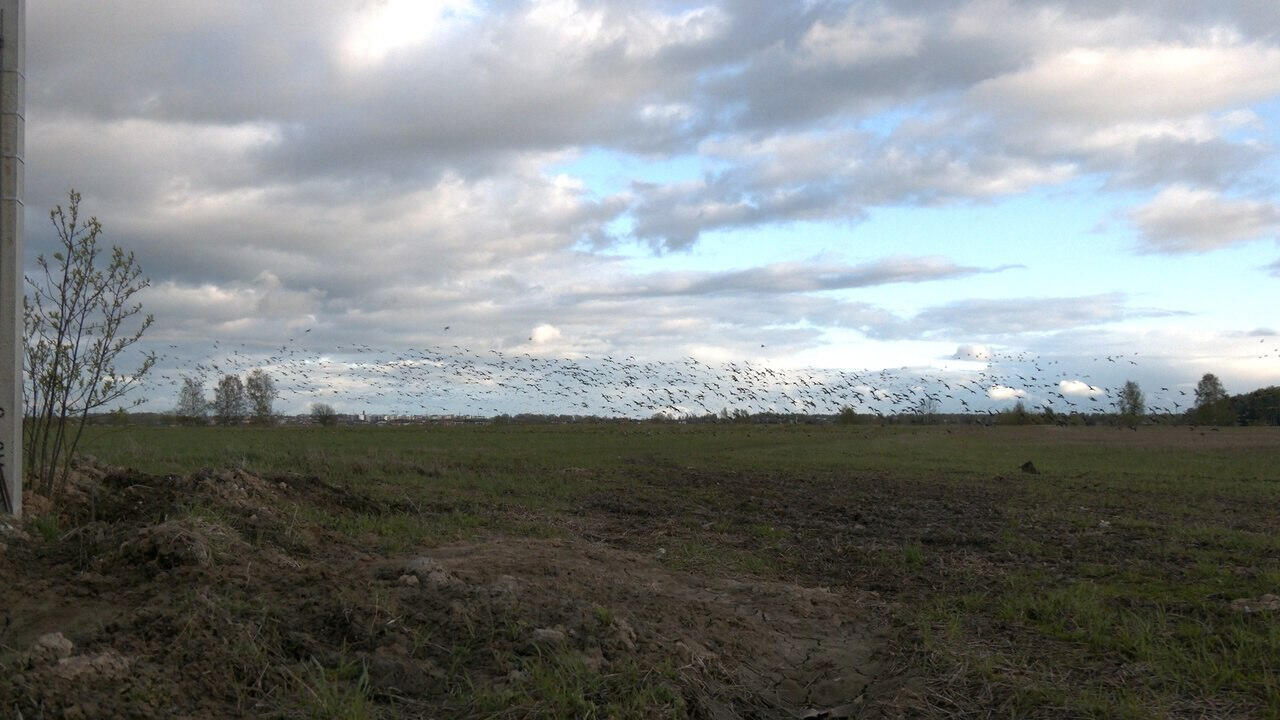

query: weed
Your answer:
[902,542,925,569]
[592,605,614,626]
[298,656,374,720]
[30,514,63,541]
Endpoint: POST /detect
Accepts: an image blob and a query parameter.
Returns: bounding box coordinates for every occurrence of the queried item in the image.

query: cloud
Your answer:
[29,1,733,190]
[952,344,992,361]
[20,0,1280,401]
[626,130,1079,249]
[1129,185,1280,253]
[957,23,1280,190]
[617,13,1280,248]
[892,293,1182,339]
[798,10,926,67]
[141,272,322,341]
[781,293,1187,346]
[530,324,562,344]
[987,385,1026,401]
[341,0,480,67]
[28,161,628,302]
[29,1,1280,254]
[1059,379,1104,396]
[971,38,1280,123]
[578,256,1017,297]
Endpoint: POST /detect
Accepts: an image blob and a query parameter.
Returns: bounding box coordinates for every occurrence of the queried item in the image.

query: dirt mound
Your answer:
[0,462,887,718]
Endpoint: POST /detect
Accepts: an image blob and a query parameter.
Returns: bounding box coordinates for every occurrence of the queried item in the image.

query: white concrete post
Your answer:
[0,0,23,517]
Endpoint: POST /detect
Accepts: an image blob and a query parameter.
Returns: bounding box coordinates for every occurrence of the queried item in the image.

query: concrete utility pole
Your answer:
[0,0,23,517]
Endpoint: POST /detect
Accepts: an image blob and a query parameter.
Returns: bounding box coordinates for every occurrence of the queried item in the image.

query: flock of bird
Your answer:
[132,330,1280,421]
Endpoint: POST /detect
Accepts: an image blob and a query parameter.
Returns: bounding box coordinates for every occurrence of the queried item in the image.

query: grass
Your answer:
[298,657,375,720]
[75,422,1280,718]
[29,512,63,541]
[294,505,488,551]
[467,653,687,720]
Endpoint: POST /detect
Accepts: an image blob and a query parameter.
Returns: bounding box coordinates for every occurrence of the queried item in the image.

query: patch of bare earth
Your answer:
[425,538,886,718]
[0,462,889,718]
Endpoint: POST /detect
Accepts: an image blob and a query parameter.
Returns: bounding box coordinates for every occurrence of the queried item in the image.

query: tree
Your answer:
[1229,385,1280,426]
[1193,373,1233,425]
[1194,373,1226,407]
[23,190,154,495]
[1116,380,1144,420]
[998,399,1035,425]
[245,368,277,424]
[175,376,208,425]
[213,374,247,425]
[916,395,939,423]
[310,402,338,426]
[836,405,862,425]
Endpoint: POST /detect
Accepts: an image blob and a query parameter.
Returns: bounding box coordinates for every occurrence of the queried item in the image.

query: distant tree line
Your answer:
[154,371,1278,428]
[1207,381,1280,426]
[696,374,1278,428]
[982,375,1278,427]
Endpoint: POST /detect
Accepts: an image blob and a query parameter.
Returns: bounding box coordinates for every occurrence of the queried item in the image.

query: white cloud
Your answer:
[341,0,478,67]
[987,385,1026,401]
[972,37,1280,123]
[1130,185,1280,253]
[530,324,562,344]
[952,344,992,361]
[629,128,1078,248]
[1058,379,1104,396]
[1070,111,1260,155]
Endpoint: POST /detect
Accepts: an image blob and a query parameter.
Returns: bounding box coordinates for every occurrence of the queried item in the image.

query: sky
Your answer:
[22,0,1280,416]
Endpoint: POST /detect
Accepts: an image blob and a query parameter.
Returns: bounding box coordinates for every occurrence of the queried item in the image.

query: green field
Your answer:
[7,423,1280,718]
